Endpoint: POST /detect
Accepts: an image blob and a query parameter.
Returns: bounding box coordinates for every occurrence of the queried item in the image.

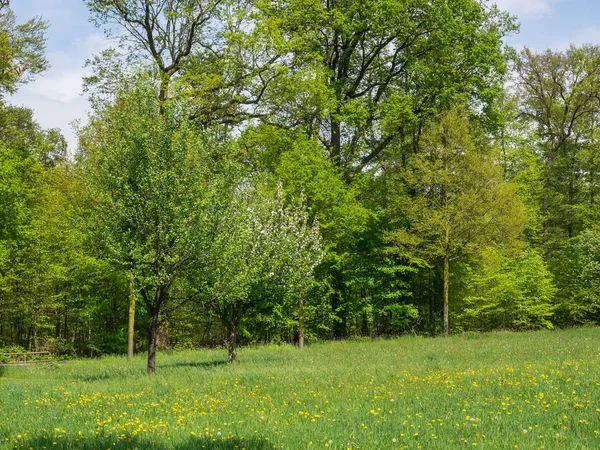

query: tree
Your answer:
[550,229,600,325]
[457,247,555,331]
[0,103,114,355]
[225,0,517,337]
[86,0,222,102]
[387,109,524,337]
[79,82,230,373]
[192,184,323,363]
[575,230,600,315]
[0,1,48,98]
[244,0,516,173]
[514,46,600,250]
[0,105,58,280]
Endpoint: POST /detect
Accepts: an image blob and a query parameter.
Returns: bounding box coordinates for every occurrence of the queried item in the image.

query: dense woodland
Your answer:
[1,0,600,373]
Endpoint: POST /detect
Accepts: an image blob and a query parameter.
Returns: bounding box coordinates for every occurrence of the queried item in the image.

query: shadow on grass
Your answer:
[78,372,113,382]
[71,360,228,382]
[160,359,228,370]
[20,435,275,449]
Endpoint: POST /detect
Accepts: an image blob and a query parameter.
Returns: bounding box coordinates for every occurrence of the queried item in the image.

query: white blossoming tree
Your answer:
[192,183,323,363]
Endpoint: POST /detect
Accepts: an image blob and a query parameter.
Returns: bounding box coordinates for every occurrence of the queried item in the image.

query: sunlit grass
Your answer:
[1,328,599,449]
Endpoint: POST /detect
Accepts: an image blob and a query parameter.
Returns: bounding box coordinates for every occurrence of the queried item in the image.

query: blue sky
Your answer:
[8,0,600,150]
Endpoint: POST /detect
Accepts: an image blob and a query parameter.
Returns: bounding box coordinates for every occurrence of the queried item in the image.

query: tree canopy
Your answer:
[3,0,600,368]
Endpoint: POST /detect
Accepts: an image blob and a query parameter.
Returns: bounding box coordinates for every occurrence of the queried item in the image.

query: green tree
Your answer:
[550,230,600,325]
[86,0,222,102]
[226,0,517,337]
[79,82,230,373]
[514,45,600,250]
[242,0,516,173]
[387,109,525,337]
[0,105,56,310]
[192,184,323,363]
[457,247,555,331]
[0,104,111,354]
[0,1,48,98]
[575,230,600,315]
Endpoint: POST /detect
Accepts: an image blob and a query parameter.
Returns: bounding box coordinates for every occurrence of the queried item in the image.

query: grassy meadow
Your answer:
[1,328,600,449]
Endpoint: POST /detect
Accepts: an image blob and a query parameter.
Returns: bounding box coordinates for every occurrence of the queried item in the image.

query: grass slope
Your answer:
[1,328,599,449]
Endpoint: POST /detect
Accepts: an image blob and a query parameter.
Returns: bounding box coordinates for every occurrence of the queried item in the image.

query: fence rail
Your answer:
[0,351,52,364]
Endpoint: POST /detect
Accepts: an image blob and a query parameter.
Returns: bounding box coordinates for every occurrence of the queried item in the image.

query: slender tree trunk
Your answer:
[127,271,136,361]
[443,250,450,338]
[428,269,434,334]
[228,324,237,364]
[33,311,38,351]
[147,310,159,375]
[590,166,596,206]
[26,325,32,351]
[63,311,68,341]
[568,177,575,239]
[542,149,554,252]
[298,297,305,351]
[331,118,341,165]
[88,322,92,357]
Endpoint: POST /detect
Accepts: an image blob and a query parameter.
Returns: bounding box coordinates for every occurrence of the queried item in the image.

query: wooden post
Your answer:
[443,250,450,338]
[298,297,305,351]
[127,271,136,361]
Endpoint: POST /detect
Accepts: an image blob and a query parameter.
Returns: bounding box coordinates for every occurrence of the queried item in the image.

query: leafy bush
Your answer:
[457,247,555,331]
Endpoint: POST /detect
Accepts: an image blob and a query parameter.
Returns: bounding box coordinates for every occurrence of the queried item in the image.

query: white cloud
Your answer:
[20,70,88,103]
[563,27,600,48]
[492,0,561,17]
[7,33,112,152]
[9,95,89,152]
[525,27,600,52]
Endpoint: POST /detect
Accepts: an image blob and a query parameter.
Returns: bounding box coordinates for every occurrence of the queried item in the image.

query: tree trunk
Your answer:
[542,149,554,252]
[33,311,38,351]
[443,250,450,338]
[228,324,237,364]
[331,118,341,165]
[298,297,305,351]
[428,269,434,334]
[88,322,92,357]
[147,310,159,375]
[158,74,169,104]
[63,311,68,340]
[590,165,596,206]
[127,271,136,361]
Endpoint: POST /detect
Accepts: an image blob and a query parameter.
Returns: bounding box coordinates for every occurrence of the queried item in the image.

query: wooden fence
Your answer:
[0,351,52,364]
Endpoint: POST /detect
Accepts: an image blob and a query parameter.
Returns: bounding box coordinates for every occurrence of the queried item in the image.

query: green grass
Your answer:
[1,328,600,449]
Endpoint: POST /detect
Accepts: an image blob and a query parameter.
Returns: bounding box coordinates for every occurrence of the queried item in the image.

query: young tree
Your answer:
[457,247,556,331]
[387,109,525,337]
[192,184,323,363]
[575,230,600,315]
[79,82,230,373]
